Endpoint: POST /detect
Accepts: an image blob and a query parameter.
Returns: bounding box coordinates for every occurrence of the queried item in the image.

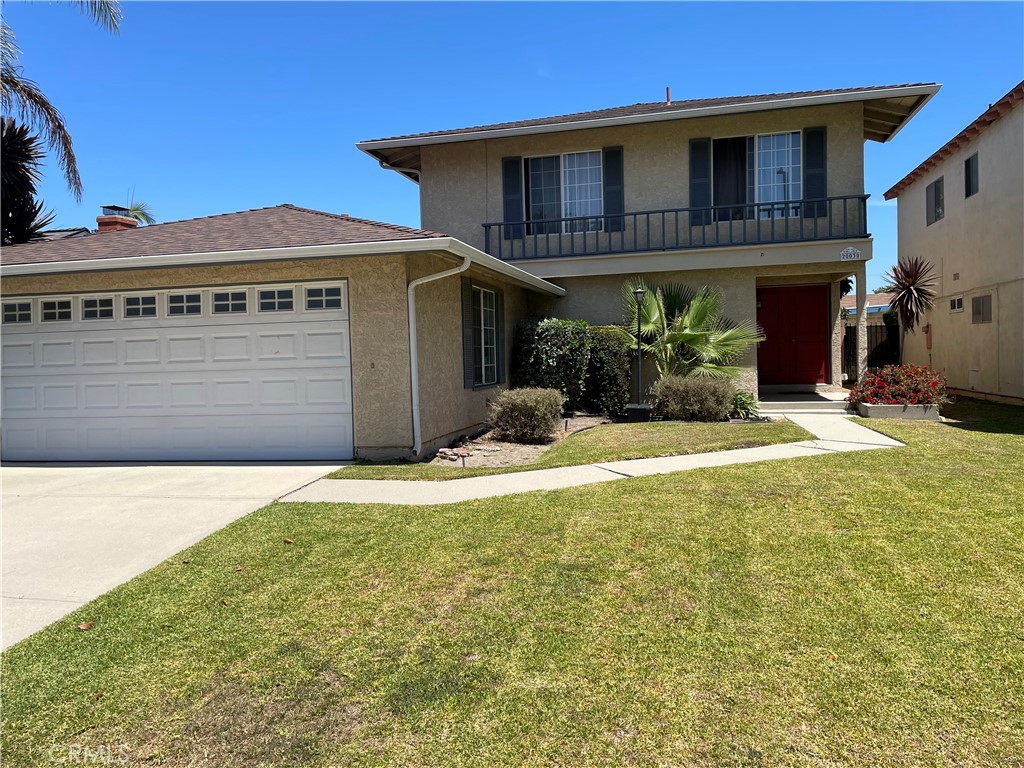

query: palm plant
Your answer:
[1,1,123,200]
[621,278,765,379]
[879,256,937,363]
[1,118,54,245]
[126,200,156,225]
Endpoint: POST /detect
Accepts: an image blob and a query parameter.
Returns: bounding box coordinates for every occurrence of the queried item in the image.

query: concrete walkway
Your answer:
[282,414,903,507]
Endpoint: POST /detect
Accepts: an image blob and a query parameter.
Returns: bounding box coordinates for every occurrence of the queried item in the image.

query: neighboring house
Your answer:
[359,84,939,394]
[885,81,1024,404]
[0,205,563,461]
[841,292,894,326]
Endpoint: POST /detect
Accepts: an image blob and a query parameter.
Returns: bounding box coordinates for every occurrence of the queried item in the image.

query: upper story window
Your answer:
[755,132,802,218]
[950,295,964,313]
[3,302,31,324]
[926,177,944,226]
[972,294,992,324]
[964,153,979,198]
[526,151,603,234]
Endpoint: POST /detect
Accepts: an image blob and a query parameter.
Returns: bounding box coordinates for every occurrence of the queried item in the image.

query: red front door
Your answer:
[756,285,830,385]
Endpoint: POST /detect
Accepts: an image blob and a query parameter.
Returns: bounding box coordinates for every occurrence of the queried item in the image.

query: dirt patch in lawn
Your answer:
[433,415,611,469]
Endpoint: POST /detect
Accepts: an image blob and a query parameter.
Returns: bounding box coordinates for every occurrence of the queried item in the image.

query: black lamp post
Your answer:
[633,287,646,405]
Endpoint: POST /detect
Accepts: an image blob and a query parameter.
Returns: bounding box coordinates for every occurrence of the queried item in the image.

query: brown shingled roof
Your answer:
[361,84,937,144]
[884,80,1024,199]
[1,204,446,266]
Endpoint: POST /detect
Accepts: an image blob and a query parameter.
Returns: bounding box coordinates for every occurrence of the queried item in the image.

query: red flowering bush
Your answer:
[847,364,949,407]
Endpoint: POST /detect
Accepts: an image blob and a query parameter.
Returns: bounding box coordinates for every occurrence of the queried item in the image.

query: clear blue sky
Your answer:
[7,1,1023,290]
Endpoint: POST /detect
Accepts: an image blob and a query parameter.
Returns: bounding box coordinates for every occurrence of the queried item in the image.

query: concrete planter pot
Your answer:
[855,402,940,420]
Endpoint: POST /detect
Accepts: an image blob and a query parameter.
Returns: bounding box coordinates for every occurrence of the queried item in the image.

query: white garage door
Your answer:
[1,281,354,461]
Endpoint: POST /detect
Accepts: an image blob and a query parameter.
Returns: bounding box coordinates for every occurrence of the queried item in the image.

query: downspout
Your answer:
[408,254,471,457]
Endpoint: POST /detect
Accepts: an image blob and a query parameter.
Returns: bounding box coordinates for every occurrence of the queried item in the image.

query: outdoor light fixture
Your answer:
[633,287,646,405]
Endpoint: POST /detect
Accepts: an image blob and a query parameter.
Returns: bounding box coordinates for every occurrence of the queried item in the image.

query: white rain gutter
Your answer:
[406,254,471,457]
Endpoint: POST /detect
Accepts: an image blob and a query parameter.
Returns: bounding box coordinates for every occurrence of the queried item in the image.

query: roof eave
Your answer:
[356,84,942,154]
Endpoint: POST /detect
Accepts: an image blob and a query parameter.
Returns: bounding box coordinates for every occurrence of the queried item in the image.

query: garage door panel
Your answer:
[2,282,353,461]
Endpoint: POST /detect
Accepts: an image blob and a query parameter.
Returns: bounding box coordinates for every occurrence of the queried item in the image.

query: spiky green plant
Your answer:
[1,118,54,245]
[621,278,765,379]
[126,201,156,225]
[880,256,937,363]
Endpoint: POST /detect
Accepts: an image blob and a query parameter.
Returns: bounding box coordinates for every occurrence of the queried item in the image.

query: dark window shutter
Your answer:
[926,181,936,226]
[502,157,524,240]
[803,127,827,218]
[495,289,506,384]
[602,146,625,232]
[689,138,712,225]
[461,278,476,388]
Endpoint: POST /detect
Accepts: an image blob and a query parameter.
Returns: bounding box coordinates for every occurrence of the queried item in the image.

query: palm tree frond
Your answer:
[73,0,123,33]
[126,201,156,225]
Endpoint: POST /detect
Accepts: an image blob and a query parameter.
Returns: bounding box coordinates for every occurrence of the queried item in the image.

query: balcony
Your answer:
[482,195,869,261]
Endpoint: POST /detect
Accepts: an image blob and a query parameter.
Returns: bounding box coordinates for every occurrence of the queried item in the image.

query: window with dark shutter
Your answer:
[802,127,827,218]
[602,146,625,232]
[501,157,525,240]
[689,138,712,225]
[926,177,944,226]
[965,153,979,198]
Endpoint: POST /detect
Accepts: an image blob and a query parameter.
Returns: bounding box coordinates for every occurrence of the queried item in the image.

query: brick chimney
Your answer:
[96,205,137,232]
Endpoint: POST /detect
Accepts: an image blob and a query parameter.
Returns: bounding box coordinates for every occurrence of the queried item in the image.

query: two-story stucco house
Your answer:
[884,81,1023,404]
[359,84,939,395]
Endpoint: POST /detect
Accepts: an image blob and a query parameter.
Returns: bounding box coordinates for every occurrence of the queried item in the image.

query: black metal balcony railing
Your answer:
[482,195,869,261]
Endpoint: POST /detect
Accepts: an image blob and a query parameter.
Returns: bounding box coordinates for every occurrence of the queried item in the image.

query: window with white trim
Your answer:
[258,288,294,312]
[212,291,247,314]
[755,132,802,218]
[472,286,497,386]
[305,286,342,310]
[168,293,202,316]
[41,299,72,322]
[949,295,964,313]
[82,297,114,320]
[2,302,31,324]
[125,295,157,318]
[526,150,603,234]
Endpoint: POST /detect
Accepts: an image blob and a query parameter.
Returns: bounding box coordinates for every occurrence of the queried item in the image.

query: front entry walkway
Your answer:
[283,414,902,507]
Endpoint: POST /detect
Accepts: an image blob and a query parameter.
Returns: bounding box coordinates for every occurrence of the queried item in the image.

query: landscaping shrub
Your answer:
[846,364,949,406]
[512,318,591,409]
[730,391,760,420]
[652,376,735,421]
[489,388,564,443]
[582,325,631,417]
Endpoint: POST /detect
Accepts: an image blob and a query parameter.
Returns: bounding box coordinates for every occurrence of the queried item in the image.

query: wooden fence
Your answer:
[843,320,900,384]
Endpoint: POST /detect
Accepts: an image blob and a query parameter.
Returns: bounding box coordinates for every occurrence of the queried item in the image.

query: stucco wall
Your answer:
[531,260,850,393]
[897,101,1024,399]
[410,256,530,449]
[420,102,866,252]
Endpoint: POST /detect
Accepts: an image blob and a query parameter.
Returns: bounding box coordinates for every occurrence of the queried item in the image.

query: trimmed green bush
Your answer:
[489,388,564,443]
[582,325,632,417]
[652,376,735,421]
[512,318,591,409]
[730,391,760,420]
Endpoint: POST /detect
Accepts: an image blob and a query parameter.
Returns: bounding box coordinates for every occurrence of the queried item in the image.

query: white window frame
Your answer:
[167,292,203,317]
[81,296,115,321]
[211,289,249,315]
[305,285,344,311]
[2,300,32,324]
[124,294,158,319]
[257,286,296,313]
[524,150,604,235]
[472,286,498,387]
[40,298,73,323]
[949,295,964,313]
[754,131,802,219]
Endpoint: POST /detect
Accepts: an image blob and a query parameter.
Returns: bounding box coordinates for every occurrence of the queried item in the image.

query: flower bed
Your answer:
[847,364,948,418]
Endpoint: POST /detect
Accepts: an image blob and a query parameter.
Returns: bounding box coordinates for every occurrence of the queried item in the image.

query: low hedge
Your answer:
[847,364,949,406]
[652,376,735,421]
[489,388,564,443]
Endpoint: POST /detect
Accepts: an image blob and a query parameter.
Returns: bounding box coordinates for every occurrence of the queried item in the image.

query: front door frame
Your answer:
[756,282,833,387]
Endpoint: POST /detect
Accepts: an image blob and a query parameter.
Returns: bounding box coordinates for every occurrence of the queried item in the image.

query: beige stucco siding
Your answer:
[420,102,865,251]
[411,257,530,449]
[898,100,1024,400]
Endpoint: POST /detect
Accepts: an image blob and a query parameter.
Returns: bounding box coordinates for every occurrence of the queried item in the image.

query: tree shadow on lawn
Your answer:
[940,397,1024,436]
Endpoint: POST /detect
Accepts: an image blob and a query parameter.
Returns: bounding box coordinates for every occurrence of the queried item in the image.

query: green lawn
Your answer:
[328,419,812,480]
[3,399,1022,766]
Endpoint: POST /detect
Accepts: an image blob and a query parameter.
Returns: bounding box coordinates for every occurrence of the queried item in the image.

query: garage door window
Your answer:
[2,302,31,324]
[168,293,202,316]
[306,286,342,310]
[125,295,157,318]
[259,288,294,312]
[213,291,247,314]
[82,297,114,320]
[41,299,72,322]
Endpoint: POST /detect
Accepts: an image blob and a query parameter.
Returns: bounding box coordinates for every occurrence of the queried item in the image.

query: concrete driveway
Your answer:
[1,463,339,650]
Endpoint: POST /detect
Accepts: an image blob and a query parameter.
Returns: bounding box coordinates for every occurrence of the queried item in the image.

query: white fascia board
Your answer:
[0,238,567,297]
[357,85,942,152]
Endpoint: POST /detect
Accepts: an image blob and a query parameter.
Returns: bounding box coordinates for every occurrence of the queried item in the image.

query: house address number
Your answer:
[840,247,862,261]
